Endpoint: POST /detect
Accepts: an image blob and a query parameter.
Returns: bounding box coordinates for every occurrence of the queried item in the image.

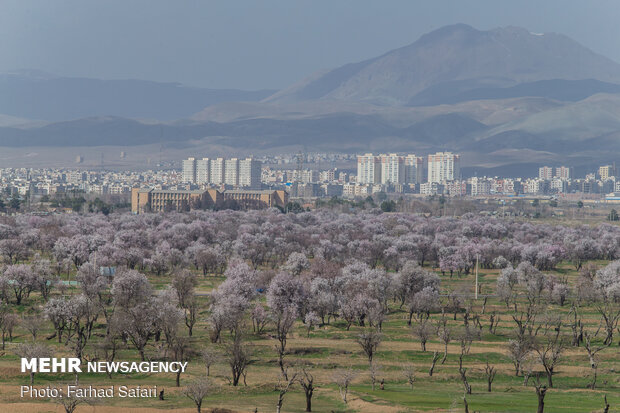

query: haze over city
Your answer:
[0,1,620,175]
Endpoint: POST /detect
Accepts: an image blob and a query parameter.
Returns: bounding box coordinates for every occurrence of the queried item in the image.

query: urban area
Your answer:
[1,151,620,215]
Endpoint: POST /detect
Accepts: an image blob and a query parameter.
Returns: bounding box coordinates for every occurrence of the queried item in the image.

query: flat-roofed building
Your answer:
[428,152,460,183]
[554,166,571,180]
[357,153,381,184]
[196,158,210,184]
[599,165,615,181]
[551,178,568,193]
[445,180,467,196]
[380,153,404,184]
[524,178,543,194]
[238,157,262,189]
[469,177,491,196]
[131,188,213,213]
[181,157,196,183]
[297,169,319,184]
[209,158,225,185]
[319,169,336,182]
[539,166,553,180]
[420,182,444,195]
[224,158,239,186]
[404,154,424,184]
[342,183,371,197]
[223,189,288,209]
[132,188,287,213]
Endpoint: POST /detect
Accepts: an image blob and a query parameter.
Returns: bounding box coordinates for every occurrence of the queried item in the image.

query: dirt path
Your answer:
[319,388,404,413]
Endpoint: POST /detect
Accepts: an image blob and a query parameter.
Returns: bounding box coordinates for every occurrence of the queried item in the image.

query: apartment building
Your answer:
[357,154,381,184]
[538,166,553,180]
[224,158,239,186]
[380,153,405,184]
[181,157,196,183]
[209,158,225,185]
[319,169,336,182]
[181,156,261,188]
[525,179,543,194]
[445,180,467,196]
[196,158,210,184]
[342,183,374,197]
[551,178,568,193]
[427,152,460,183]
[469,177,491,196]
[555,166,571,180]
[420,182,443,195]
[238,158,262,189]
[295,169,319,184]
[599,165,615,181]
[358,153,423,185]
[404,154,424,184]
[491,178,518,194]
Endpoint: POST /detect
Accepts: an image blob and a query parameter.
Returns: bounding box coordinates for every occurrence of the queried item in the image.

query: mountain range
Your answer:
[3,24,620,172]
[266,24,620,105]
[0,70,275,122]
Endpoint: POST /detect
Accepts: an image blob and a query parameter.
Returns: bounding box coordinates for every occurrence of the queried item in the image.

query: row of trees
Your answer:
[0,209,619,278]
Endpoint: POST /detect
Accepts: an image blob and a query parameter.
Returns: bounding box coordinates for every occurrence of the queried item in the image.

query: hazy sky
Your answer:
[1,0,619,90]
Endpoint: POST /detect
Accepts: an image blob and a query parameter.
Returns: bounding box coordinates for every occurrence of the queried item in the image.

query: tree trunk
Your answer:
[460,371,471,394]
[429,352,439,376]
[536,388,547,413]
[589,366,597,389]
[276,391,285,413]
[305,389,313,412]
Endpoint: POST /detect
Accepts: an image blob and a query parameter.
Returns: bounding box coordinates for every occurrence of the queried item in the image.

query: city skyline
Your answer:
[3,150,620,208]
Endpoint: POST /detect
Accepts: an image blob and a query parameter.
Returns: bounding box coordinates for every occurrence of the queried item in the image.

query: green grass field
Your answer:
[0,258,618,413]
